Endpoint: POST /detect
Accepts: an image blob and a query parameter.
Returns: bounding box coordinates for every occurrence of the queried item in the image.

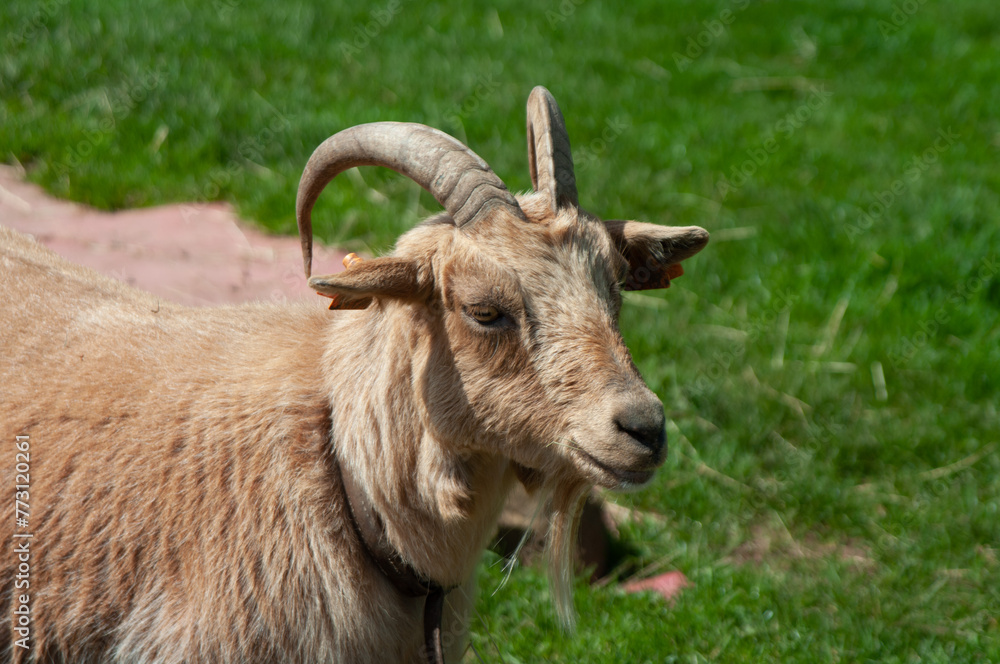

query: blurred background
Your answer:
[2,0,998,661]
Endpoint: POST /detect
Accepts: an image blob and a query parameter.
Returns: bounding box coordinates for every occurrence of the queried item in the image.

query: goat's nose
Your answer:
[614,393,667,458]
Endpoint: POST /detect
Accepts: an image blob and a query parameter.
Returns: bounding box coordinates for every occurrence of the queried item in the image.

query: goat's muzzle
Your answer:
[570,385,667,490]
[613,391,667,463]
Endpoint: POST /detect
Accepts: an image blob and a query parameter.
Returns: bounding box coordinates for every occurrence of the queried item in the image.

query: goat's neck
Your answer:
[323,305,515,585]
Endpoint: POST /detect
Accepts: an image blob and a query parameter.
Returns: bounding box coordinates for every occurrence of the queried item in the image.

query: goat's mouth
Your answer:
[570,448,656,490]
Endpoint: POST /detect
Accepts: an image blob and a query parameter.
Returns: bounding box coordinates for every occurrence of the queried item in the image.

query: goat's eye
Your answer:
[468,305,502,325]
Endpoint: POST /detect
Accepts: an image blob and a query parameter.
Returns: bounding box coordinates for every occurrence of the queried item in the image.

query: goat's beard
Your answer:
[544,477,591,631]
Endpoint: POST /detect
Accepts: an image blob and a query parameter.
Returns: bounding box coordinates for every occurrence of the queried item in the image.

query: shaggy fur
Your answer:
[1,162,706,661]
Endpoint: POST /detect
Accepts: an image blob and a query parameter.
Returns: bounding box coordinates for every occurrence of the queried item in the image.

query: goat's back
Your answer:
[0,226,401,663]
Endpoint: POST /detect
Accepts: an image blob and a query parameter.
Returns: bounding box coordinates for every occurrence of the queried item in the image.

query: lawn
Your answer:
[3,0,999,661]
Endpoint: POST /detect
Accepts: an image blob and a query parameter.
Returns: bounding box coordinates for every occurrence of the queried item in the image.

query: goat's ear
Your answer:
[604,220,709,291]
[308,257,423,309]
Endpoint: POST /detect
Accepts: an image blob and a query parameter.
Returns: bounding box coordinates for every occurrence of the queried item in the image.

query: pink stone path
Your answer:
[0,164,689,603]
[0,165,347,307]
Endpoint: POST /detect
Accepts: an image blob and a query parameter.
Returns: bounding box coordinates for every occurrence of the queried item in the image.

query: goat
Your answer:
[0,87,708,663]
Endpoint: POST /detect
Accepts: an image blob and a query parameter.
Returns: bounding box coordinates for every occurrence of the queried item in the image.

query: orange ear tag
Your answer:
[342,252,364,269]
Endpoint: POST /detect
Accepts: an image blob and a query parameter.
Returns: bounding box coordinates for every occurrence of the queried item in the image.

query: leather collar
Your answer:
[337,460,451,664]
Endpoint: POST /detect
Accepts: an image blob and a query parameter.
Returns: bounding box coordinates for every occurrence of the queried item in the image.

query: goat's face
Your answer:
[297,87,708,491]
[432,205,666,489]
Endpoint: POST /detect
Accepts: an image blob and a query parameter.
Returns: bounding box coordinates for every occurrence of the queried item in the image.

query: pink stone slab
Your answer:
[0,165,347,307]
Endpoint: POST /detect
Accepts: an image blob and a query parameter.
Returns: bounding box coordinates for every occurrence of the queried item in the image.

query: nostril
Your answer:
[612,391,667,457]
[616,419,666,453]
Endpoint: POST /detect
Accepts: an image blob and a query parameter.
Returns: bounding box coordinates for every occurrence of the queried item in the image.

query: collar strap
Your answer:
[337,461,450,664]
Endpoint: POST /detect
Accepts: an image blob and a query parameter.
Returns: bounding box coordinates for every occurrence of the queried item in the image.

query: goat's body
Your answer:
[0,87,709,663]
[0,227,498,663]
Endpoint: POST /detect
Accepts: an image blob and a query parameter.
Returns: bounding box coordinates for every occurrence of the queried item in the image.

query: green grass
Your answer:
[3,0,999,661]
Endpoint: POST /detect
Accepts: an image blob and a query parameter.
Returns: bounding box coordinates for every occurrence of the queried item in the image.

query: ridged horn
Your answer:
[296,122,525,277]
[526,86,578,211]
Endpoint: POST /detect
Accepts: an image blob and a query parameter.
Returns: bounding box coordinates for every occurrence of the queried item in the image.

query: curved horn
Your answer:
[296,122,525,277]
[526,86,578,211]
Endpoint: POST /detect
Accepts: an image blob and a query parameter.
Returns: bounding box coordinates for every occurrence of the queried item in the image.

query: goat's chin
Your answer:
[569,448,656,491]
